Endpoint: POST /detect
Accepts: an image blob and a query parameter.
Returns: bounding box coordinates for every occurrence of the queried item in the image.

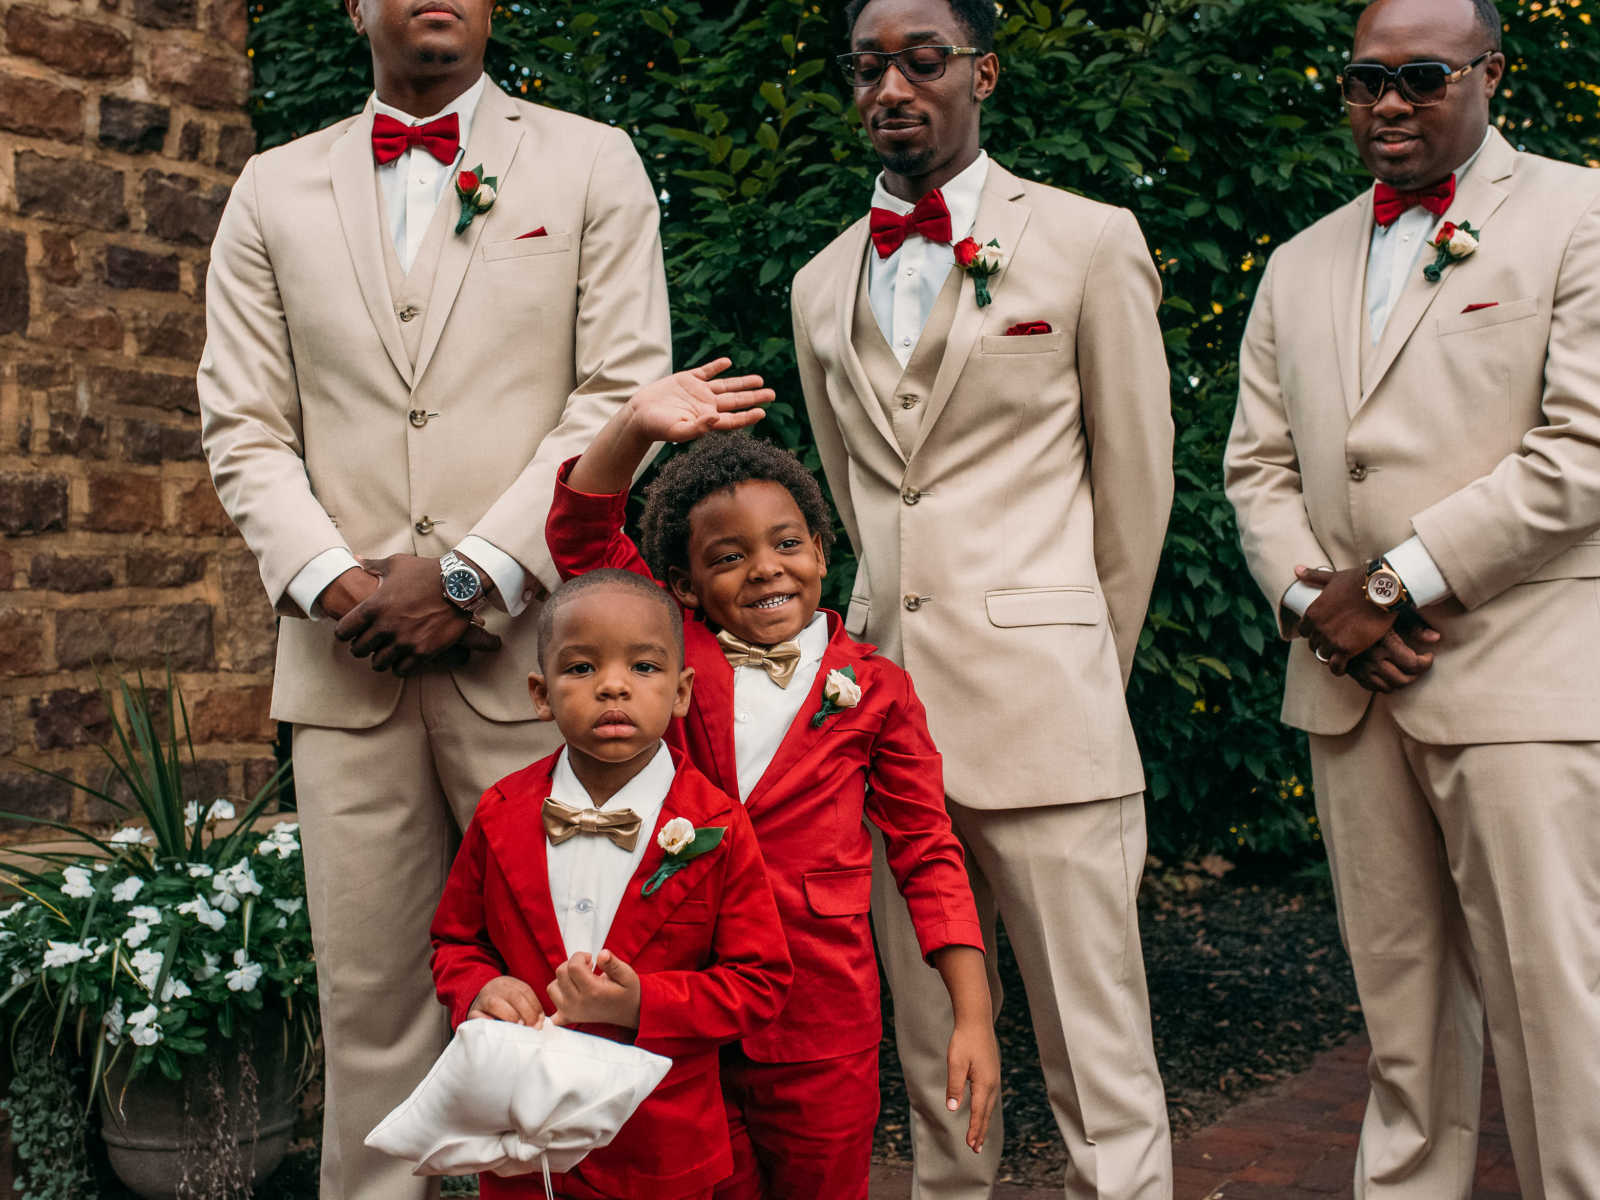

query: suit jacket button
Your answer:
[899,394,920,410]
[409,409,430,427]
[903,593,922,612]
[901,486,921,505]
[1349,463,1368,481]
[398,305,419,323]
[415,517,434,535]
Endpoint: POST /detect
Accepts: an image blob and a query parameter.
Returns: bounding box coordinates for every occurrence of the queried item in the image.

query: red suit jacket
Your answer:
[430,749,792,1199]
[548,462,984,1062]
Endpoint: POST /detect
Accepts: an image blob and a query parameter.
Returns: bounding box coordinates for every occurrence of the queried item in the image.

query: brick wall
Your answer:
[0,0,278,832]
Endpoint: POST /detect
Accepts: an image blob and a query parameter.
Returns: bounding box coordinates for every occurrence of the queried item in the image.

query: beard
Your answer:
[876,144,936,178]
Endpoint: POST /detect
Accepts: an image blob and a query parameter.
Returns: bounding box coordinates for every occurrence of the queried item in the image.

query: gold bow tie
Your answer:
[541,798,643,851]
[715,630,803,688]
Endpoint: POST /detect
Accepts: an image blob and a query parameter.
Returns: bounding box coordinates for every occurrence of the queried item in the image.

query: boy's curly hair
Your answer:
[639,433,837,580]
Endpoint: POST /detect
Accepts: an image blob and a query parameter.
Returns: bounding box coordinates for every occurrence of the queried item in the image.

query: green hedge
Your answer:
[247,0,1600,861]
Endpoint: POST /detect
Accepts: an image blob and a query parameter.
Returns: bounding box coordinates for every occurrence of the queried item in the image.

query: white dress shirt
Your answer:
[731,612,829,802]
[868,151,990,366]
[284,77,531,621]
[545,742,675,959]
[1281,134,1492,622]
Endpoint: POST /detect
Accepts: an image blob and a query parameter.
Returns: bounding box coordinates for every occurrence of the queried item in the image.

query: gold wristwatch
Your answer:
[1364,557,1411,611]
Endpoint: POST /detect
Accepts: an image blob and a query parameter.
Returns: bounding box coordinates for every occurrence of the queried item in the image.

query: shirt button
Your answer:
[903,593,923,612]
[901,336,913,347]
[574,898,594,914]
[901,486,921,505]
[398,305,419,323]
[735,711,750,723]
[1349,463,1368,482]
[905,266,916,277]
[415,516,435,535]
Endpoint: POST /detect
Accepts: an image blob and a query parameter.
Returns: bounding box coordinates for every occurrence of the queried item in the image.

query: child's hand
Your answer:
[466,975,545,1026]
[623,358,774,445]
[945,1017,1000,1154]
[547,949,643,1029]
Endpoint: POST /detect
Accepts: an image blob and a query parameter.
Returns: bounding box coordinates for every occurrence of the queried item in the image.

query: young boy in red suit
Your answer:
[430,568,792,1200]
[545,361,1000,1200]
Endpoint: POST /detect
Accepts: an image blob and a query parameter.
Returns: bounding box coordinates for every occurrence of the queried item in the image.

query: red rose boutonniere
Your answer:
[954,237,1005,307]
[453,164,497,235]
[1422,219,1479,283]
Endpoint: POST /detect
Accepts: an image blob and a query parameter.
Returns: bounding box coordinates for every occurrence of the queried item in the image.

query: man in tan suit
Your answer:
[1225,0,1600,1193]
[792,1,1174,1195]
[196,0,669,1194]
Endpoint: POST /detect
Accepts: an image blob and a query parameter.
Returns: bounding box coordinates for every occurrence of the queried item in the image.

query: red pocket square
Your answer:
[1460,302,1498,313]
[515,227,548,240]
[1003,321,1053,336]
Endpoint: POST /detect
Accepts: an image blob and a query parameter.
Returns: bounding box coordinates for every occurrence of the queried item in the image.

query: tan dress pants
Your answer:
[1310,697,1600,1199]
[292,671,557,1200]
[873,795,1172,1200]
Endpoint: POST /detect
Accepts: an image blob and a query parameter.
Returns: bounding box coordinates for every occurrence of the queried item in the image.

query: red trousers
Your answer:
[713,1045,879,1200]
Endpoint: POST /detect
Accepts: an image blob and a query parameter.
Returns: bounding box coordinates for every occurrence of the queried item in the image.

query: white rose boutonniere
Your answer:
[1423,220,1479,283]
[642,820,728,897]
[811,666,863,728]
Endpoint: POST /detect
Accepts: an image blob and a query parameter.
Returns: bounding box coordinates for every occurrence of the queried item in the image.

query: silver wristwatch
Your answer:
[440,551,489,616]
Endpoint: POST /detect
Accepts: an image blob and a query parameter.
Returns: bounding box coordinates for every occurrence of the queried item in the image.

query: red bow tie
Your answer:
[1373,176,1456,228]
[869,189,953,258]
[371,112,460,166]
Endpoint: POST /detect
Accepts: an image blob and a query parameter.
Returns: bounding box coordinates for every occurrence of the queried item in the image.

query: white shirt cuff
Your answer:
[287,548,361,619]
[1280,580,1322,619]
[1385,535,1452,607]
[456,536,532,617]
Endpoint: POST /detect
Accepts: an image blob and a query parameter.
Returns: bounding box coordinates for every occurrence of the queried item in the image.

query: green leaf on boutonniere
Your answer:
[453,163,498,236]
[641,825,725,897]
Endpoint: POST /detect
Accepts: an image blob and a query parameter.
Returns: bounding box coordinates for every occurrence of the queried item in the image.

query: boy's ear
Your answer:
[667,566,701,612]
[527,672,555,722]
[673,665,695,720]
[809,531,827,576]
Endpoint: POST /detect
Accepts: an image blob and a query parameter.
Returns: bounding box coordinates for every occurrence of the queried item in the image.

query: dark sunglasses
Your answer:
[1339,51,1494,107]
[836,45,982,88]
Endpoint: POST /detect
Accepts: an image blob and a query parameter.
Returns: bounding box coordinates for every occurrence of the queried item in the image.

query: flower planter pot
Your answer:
[97,1018,298,1200]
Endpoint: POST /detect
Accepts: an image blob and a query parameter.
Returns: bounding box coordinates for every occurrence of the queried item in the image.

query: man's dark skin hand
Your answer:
[332,554,502,676]
[1295,564,1399,673]
[1345,613,1442,693]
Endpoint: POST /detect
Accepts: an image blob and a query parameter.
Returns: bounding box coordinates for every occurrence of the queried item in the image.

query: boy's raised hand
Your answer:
[547,949,643,1029]
[466,975,545,1027]
[626,358,773,444]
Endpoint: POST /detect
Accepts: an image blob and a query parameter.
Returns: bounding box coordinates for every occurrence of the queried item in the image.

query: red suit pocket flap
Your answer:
[1003,321,1053,336]
[801,868,872,917]
[1460,302,1498,313]
[516,227,549,240]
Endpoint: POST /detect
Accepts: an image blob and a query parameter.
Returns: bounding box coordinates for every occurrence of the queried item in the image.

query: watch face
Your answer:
[1366,570,1402,608]
[444,568,480,602]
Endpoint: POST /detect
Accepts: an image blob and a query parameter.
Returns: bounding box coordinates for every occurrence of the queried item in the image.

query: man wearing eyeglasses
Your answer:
[1226,0,1600,1193]
[792,1,1175,1197]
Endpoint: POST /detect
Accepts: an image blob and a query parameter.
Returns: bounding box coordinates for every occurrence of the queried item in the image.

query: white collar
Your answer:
[550,740,675,816]
[371,74,488,157]
[871,149,990,233]
[794,610,830,664]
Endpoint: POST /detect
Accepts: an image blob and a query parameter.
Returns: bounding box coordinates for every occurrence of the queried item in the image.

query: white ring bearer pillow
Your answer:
[365,1019,672,1185]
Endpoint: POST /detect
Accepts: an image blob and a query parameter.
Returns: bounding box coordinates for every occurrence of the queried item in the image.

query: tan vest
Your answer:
[851,256,966,458]
[379,183,455,369]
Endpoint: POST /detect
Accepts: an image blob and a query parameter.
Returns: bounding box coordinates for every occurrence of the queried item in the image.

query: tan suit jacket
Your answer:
[1225,129,1600,743]
[794,162,1174,809]
[199,82,671,728]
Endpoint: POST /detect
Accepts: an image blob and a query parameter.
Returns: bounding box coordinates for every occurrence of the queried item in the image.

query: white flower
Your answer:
[42,940,93,969]
[177,896,226,931]
[187,863,214,879]
[184,800,202,828]
[111,876,145,903]
[127,1004,162,1046]
[657,817,696,856]
[122,922,153,949]
[158,976,191,1002]
[127,905,162,926]
[103,998,125,1046]
[0,901,23,920]
[975,239,1005,272]
[1447,227,1478,257]
[823,669,862,709]
[271,898,303,915]
[475,182,497,209]
[130,947,165,990]
[207,799,235,821]
[110,826,153,845]
[226,949,263,993]
[256,822,301,859]
[194,950,221,981]
[61,866,95,899]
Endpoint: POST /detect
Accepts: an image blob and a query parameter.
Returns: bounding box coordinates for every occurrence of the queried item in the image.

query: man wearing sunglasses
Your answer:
[792,1,1175,1197]
[1226,0,1600,1193]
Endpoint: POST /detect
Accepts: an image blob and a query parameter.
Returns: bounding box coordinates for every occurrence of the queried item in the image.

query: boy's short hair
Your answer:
[536,568,685,670]
[638,433,837,580]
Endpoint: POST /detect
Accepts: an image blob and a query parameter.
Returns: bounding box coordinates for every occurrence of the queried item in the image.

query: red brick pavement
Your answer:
[872,1033,1521,1200]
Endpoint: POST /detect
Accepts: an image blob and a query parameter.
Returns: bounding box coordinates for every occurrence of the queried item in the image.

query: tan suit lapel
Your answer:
[833,220,904,460]
[1331,196,1373,418]
[1360,129,1516,408]
[412,82,528,387]
[908,165,1031,459]
[329,100,413,388]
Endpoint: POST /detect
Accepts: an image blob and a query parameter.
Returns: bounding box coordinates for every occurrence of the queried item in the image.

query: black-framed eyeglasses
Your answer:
[836,45,982,88]
[1338,51,1494,107]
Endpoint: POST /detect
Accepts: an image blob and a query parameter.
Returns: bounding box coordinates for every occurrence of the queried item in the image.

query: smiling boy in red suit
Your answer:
[544,361,998,1200]
[430,569,792,1200]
